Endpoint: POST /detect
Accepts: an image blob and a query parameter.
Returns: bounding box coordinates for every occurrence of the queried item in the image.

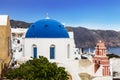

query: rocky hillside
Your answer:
[10,20,120,48]
[67,27,120,48]
[10,20,32,28]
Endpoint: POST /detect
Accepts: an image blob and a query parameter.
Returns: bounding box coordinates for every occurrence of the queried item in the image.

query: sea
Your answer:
[84,47,120,56]
[108,47,120,55]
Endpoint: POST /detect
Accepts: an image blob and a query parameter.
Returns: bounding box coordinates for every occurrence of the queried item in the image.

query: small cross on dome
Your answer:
[99,40,102,43]
[46,13,50,19]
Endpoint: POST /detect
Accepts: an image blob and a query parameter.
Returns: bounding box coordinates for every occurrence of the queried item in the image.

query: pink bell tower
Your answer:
[93,40,110,76]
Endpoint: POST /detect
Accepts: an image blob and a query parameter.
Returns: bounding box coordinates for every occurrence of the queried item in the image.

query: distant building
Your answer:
[93,41,110,76]
[110,58,120,79]
[11,28,27,61]
[0,15,11,77]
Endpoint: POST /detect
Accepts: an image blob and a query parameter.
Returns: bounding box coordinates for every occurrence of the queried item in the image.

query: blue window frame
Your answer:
[33,46,37,58]
[50,45,55,59]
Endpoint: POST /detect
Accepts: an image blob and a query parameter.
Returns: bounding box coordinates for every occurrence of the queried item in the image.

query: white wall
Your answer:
[92,76,112,80]
[24,38,75,61]
[0,15,8,25]
[68,32,74,39]
[110,58,120,78]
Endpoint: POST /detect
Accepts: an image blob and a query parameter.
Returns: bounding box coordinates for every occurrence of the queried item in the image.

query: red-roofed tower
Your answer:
[93,40,110,76]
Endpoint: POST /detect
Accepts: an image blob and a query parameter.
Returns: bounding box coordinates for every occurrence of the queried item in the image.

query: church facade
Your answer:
[23,19,76,61]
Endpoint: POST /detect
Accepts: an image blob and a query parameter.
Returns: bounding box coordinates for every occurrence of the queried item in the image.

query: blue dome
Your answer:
[25,19,69,38]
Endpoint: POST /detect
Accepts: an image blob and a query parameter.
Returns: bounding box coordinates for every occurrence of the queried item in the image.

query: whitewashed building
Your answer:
[23,19,76,61]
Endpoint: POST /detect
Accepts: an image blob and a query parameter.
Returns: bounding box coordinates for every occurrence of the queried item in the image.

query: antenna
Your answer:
[46,13,50,19]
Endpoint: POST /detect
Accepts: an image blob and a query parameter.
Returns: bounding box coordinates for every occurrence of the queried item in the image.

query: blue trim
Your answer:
[33,47,37,58]
[50,47,55,59]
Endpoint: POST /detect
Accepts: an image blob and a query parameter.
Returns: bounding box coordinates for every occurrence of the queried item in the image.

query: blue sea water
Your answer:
[83,47,120,56]
[108,47,120,55]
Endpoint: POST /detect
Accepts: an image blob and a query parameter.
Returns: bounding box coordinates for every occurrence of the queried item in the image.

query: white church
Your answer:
[12,17,82,80]
[24,18,76,61]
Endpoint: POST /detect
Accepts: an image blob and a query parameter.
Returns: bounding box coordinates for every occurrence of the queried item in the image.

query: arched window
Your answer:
[50,44,55,59]
[67,44,70,58]
[32,44,37,58]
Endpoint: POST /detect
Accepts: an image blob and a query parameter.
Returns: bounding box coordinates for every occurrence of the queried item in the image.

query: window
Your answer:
[50,45,55,59]
[32,45,37,58]
[32,25,35,28]
[67,44,70,58]
[45,24,48,27]
[58,25,61,27]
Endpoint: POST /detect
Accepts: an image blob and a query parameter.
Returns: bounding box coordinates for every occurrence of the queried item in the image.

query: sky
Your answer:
[0,0,120,31]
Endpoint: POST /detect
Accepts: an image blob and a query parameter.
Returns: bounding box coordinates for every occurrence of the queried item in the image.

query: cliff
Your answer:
[67,27,120,48]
